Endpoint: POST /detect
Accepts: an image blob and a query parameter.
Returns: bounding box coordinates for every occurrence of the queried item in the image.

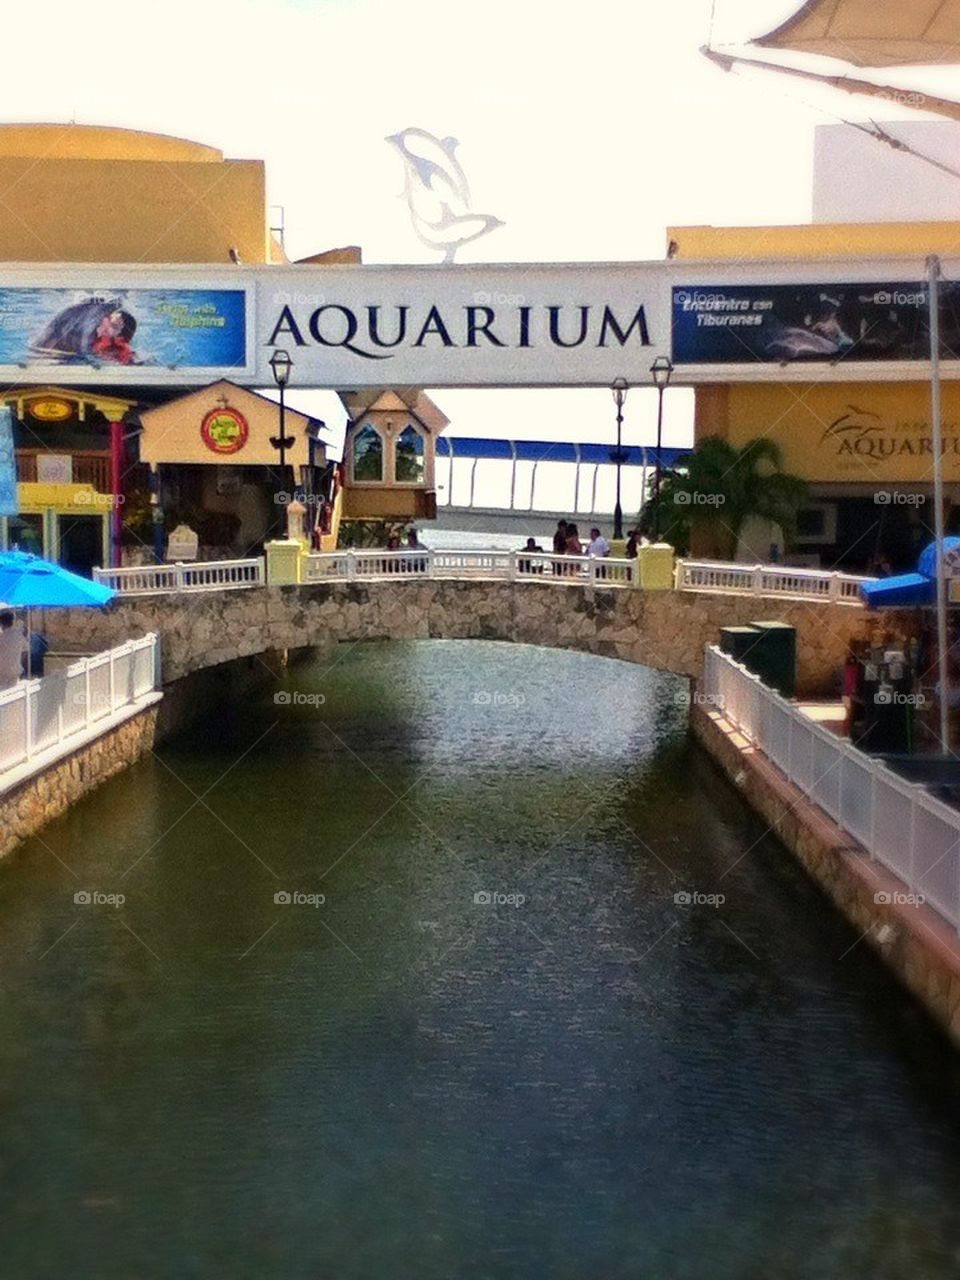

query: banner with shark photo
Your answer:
[671,281,960,365]
[0,288,248,375]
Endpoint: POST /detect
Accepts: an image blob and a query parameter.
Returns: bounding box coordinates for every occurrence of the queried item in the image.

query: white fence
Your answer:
[702,645,960,933]
[93,558,265,596]
[301,548,637,586]
[677,559,872,604]
[0,634,160,780]
[89,551,873,604]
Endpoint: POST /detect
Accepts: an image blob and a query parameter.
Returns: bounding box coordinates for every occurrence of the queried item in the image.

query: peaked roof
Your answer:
[340,388,449,434]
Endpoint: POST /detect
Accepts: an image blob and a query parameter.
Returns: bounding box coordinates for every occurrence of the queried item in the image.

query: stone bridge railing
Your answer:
[44,574,884,695]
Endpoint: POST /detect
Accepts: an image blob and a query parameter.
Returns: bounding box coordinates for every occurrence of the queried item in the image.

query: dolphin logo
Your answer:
[386,127,504,263]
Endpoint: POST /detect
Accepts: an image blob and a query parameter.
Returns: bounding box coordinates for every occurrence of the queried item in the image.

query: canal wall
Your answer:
[0,703,159,861]
[42,581,898,695]
[692,704,960,1050]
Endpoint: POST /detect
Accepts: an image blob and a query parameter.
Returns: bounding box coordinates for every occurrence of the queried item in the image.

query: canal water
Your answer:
[1,640,959,1279]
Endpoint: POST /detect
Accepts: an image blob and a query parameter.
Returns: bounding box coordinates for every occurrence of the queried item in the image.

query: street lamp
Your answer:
[269,348,296,535]
[610,377,629,541]
[650,355,673,542]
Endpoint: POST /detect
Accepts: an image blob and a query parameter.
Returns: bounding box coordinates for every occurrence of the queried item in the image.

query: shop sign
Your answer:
[201,406,249,455]
[28,397,72,422]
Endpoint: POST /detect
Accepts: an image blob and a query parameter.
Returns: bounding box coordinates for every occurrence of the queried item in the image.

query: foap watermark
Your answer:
[274,890,326,908]
[874,689,926,707]
[274,691,326,707]
[74,890,125,908]
[474,890,526,907]
[674,491,725,506]
[473,289,525,306]
[272,289,326,307]
[274,491,327,507]
[75,490,124,507]
[472,691,525,708]
[875,890,925,907]
[673,688,724,709]
[673,890,725,907]
[874,491,925,507]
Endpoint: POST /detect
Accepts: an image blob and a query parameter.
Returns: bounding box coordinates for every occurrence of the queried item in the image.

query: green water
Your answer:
[1,640,959,1279]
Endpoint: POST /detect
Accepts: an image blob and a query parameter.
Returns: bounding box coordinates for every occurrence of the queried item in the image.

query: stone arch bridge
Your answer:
[45,578,879,696]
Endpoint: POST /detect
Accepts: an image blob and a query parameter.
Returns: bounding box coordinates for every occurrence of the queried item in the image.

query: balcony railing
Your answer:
[15,449,112,492]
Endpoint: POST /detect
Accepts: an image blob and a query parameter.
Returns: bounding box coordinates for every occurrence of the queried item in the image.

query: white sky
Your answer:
[4,0,960,470]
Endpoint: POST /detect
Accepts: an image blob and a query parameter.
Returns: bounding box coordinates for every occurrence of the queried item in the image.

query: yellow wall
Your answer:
[139,381,320,469]
[673,219,960,485]
[668,221,960,260]
[703,381,960,484]
[0,124,269,264]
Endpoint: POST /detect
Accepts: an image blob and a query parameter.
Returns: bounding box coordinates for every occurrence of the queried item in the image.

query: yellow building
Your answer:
[0,122,443,566]
[669,220,960,571]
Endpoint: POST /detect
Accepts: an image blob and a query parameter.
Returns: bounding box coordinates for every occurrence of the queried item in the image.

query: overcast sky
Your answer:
[4,0,957,462]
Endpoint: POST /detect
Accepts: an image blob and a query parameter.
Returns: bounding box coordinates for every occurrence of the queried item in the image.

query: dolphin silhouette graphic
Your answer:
[386,127,504,263]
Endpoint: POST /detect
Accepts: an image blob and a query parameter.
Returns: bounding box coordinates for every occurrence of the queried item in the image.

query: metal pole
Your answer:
[277,383,287,540]
[654,385,665,542]
[929,253,950,753]
[614,401,623,540]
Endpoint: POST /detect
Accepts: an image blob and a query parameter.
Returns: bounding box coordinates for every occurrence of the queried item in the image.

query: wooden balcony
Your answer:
[16,449,112,492]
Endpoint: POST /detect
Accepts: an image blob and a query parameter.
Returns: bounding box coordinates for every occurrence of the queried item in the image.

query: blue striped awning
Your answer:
[435,438,690,467]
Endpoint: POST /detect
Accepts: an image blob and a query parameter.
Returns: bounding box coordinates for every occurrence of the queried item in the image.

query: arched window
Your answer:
[395,425,425,483]
[352,423,383,482]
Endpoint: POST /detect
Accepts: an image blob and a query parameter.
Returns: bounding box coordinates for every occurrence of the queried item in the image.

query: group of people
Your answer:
[0,611,45,690]
[521,521,611,560]
[385,529,424,552]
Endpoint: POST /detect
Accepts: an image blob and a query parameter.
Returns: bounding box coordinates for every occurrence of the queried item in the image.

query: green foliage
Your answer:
[639,436,808,558]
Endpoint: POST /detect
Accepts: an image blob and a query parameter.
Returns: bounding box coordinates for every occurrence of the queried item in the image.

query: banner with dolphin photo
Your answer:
[672,281,960,365]
[0,287,248,375]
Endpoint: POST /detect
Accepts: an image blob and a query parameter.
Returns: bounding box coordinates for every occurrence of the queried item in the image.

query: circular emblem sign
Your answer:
[201,406,248,455]
[28,398,73,422]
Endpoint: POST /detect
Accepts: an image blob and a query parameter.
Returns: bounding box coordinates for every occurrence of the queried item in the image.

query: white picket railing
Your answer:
[701,645,960,933]
[677,559,872,604]
[93,558,265,596]
[88,551,872,604]
[0,633,161,782]
[300,548,637,586]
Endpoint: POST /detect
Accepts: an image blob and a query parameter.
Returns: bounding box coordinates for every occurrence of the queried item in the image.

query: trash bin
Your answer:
[719,625,761,667]
[747,620,797,697]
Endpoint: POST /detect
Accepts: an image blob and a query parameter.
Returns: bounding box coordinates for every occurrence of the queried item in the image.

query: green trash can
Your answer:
[719,625,761,668]
[747,620,797,697]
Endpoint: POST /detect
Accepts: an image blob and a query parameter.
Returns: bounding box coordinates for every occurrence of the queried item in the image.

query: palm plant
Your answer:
[639,436,807,559]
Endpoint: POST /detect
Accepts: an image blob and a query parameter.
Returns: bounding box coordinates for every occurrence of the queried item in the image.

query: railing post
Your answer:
[24,686,33,761]
[751,564,763,595]
[346,551,357,582]
[174,562,185,593]
[109,647,116,712]
[85,663,92,728]
[829,572,841,602]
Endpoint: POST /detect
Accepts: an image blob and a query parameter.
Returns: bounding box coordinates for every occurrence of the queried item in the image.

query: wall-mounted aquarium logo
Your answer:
[0,288,247,372]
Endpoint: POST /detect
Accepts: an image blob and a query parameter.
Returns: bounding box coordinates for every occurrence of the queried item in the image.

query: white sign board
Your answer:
[0,259,955,389]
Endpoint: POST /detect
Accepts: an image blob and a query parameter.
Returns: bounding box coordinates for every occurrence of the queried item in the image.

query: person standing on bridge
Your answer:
[0,611,26,691]
[552,520,568,576]
[587,527,610,558]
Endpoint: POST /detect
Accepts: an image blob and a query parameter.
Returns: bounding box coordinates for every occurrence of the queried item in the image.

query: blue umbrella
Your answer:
[0,551,115,607]
[0,551,115,678]
[861,537,960,609]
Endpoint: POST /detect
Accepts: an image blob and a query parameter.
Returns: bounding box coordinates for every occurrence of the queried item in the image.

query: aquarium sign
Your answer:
[0,287,248,376]
[670,282,957,365]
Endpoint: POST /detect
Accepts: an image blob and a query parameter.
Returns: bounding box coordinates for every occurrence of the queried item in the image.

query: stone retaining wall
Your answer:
[0,706,159,861]
[44,581,906,695]
[692,704,960,1049]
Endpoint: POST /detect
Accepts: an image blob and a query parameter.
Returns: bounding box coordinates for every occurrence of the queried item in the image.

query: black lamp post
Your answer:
[610,377,629,541]
[650,355,673,542]
[269,348,295,533]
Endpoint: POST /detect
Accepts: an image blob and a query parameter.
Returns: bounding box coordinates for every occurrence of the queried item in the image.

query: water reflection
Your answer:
[1,639,959,1279]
